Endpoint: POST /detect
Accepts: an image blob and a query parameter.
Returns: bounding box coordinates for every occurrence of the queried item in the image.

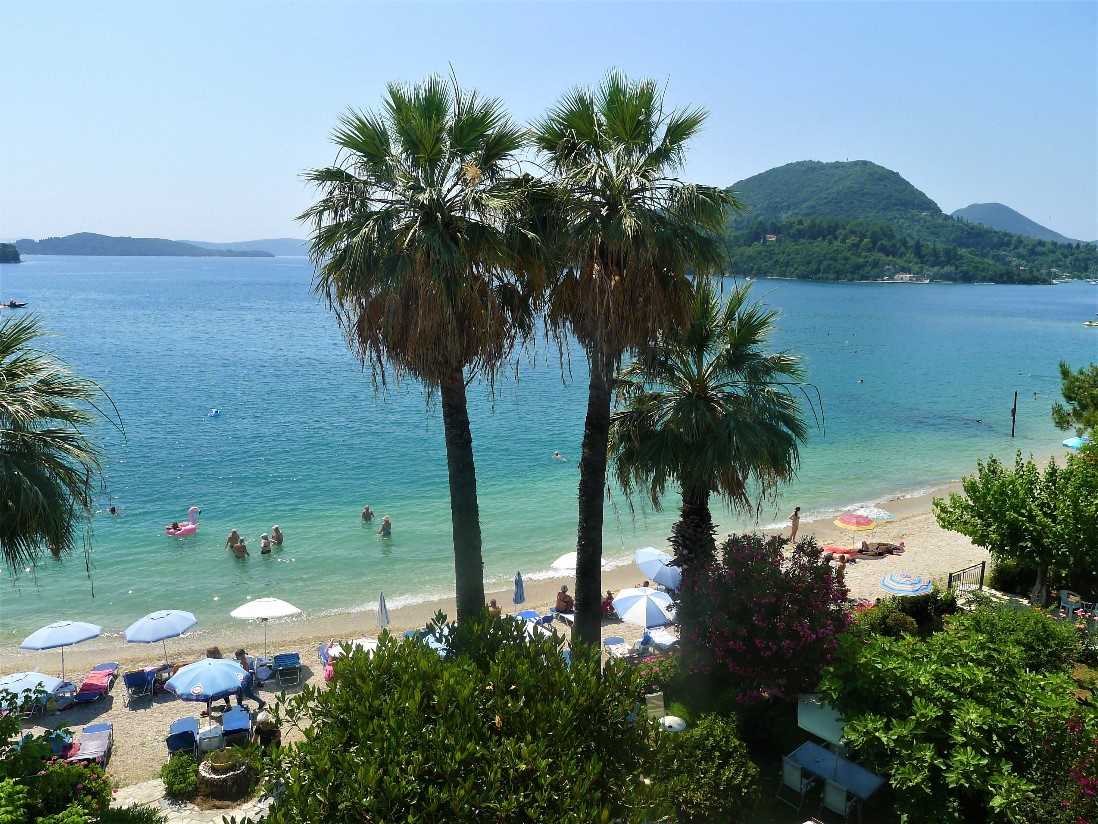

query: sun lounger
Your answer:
[66,723,114,767]
[645,627,679,651]
[222,706,251,746]
[551,610,576,625]
[515,610,539,621]
[166,717,199,758]
[272,652,302,687]
[603,636,628,658]
[75,663,119,703]
[122,669,155,705]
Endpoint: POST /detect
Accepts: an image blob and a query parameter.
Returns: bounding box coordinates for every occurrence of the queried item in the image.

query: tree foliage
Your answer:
[932,450,1098,602]
[610,279,809,565]
[1052,360,1098,436]
[677,533,849,703]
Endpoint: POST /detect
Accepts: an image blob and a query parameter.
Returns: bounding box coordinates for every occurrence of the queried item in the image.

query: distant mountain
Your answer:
[951,203,1081,245]
[15,233,273,257]
[0,243,19,263]
[723,160,1098,283]
[729,160,941,223]
[184,238,308,256]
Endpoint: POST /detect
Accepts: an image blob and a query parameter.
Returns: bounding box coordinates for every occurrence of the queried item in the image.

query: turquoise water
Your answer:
[0,256,1094,638]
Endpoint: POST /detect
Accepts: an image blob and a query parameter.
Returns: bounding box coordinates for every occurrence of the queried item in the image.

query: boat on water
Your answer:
[2,300,27,308]
[1051,277,1074,285]
[1084,320,1098,328]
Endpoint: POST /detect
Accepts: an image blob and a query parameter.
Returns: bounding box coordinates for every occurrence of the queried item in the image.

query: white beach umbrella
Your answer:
[551,552,578,571]
[377,592,390,630]
[612,587,675,628]
[230,597,301,657]
[20,621,101,682]
[633,547,682,591]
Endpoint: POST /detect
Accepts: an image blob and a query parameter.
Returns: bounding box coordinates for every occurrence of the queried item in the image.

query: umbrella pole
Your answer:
[163,639,169,668]
[263,620,268,659]
[61,647,65,683]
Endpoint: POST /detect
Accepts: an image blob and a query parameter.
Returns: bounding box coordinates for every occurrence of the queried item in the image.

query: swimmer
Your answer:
[377,515,392,538]
[857,378,864,384]
[260,534,271,554]
[270,525,283,545]
[108,505,118,517]
[361,505,374,522]
[171,522,180,531]
[233,538,249,558]
[552,451,565,461]
[226,529,241,550]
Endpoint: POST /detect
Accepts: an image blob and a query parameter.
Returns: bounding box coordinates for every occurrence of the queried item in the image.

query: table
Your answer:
[788,741,884,801]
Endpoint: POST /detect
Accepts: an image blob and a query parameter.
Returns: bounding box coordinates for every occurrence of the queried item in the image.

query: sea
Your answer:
[0,256,1095,639]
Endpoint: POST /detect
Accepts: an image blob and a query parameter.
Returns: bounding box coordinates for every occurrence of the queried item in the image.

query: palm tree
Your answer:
[0,315,112,573]
[609,280,811,568]
[301,76,534,620]
[531,72,738,644]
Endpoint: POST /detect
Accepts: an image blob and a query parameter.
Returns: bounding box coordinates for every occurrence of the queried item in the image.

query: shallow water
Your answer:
[0,256,1094,638]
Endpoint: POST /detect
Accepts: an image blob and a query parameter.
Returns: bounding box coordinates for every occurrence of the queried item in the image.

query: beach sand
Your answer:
[4,481,988,788]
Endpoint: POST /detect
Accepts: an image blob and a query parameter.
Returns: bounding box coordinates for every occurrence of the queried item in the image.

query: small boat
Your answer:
[1084,320,1098,328]
[2,300,27,308]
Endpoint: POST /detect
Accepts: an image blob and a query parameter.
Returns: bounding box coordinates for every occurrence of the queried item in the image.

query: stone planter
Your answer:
[198,758,253,802]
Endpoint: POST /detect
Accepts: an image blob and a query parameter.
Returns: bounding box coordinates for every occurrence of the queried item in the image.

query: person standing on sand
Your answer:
[789,507,801,542]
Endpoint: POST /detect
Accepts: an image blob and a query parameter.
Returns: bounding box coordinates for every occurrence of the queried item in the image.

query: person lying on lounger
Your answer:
[860,540,905,556]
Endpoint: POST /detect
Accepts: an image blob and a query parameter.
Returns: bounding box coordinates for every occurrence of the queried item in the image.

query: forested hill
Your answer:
[951,202,1080,244]
[15,233,273,257]
[0,243,19,263]
[724,161,1098,283]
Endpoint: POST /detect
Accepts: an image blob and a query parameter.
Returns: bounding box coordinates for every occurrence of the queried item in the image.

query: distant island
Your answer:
[0,243,19,263]
[15,233,274,257]
[951,202,1085,245]
[183,238,308,256]
[723,160,1098,284]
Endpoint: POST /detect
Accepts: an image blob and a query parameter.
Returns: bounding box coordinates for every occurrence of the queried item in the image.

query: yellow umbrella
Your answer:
[833,512,877,549]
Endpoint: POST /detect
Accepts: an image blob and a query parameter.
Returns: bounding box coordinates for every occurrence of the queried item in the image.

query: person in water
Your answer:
[170,522,180,531]
[233,538,249,558]
[552,451,565,461]
[226,529,241,550]
[270,525,283,545]
[260,534,271,554]
[361,505,374,522]
[108,505,118,516]
[377,515,392,538]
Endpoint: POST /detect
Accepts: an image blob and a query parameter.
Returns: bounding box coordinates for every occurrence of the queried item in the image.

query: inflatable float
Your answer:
[165,506,201,537]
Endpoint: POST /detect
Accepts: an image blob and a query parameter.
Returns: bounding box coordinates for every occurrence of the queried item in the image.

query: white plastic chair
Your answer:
[777,756,818,810]
[820,779,857,822]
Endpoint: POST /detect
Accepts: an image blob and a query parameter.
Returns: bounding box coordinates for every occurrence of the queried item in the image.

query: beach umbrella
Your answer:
[633,547,682,591]
[124,610,197,665]
[230,597,301,657]
[1064,435,1090,450]
[513,571,526,605]
[834,513,876,531]
[0,671,63,708]
[20,621,101,682]
[850,506,894,521]
[377,593,390,630]
[880,572,933,597]
[165,658,248,716]
[551,552,577,571]
[612,587,675,629]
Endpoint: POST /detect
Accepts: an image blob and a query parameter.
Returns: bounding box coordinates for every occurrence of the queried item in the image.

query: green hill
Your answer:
[724,161,1098,283]
[183,238,308,256]
[951,202,1079,244]
[15,233,273,257]
[0,243,19,263]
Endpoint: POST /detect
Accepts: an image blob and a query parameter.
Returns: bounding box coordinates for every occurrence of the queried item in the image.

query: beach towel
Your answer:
[75,669,115,703]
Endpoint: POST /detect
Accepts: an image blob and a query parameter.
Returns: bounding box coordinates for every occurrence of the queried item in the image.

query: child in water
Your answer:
[260,534,271,554]
[270,525,283,545]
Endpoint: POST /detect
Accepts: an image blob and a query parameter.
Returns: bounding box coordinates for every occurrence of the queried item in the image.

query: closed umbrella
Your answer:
[880,572,933,596]
[20,621,101,682]
[124,610,197,665]
[513,571,525,605]
[377,593,390,630]
[0,671,63,708]
[230,598,301,657]
[634,547,682,591]
[612,587,675,628]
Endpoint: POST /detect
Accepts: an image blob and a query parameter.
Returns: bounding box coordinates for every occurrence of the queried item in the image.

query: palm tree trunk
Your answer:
[573,347,612,647]
[671,488,717,569]
[439,369,486,620]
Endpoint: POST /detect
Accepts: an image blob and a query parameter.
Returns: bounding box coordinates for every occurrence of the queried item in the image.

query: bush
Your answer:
[855,590,958,639]
[160,754,198,800]
[653,714,760,823]
[33,762,111,819]
[253,613,656,823]
[987,556,1034,595]
[36,803,91,824]
[677,533,849,704]
[0,778,29,823]
[821,601,1093,823]
[100,807,169,824]
[633,655,680,694]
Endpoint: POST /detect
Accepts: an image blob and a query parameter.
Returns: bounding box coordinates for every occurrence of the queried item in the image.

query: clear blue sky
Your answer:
[4,1,1095,241]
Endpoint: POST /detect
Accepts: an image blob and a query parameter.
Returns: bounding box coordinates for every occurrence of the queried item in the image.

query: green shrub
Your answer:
[100,807,169,824]
[822,601,1091,823]
[634,655,680,694]
[254,613,656,823]
[0,778,29,824]
[36,802,91,824]
[33,763,111,818]
[856,590,958,638]
[654,714,760,823]
[204,747,247,773]
[160,754,198,800]
[987,556,1034,595]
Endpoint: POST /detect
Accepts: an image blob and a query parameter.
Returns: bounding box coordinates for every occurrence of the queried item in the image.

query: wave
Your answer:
[760,482,952,530]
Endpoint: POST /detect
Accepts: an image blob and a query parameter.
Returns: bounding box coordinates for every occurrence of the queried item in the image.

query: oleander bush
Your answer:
[159,753,198,800]
[822,601,1095,823]
[100,807,170,824]
[251,613,656,823]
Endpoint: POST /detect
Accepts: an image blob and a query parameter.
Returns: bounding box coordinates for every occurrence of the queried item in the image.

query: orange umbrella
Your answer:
[833,512,877,549]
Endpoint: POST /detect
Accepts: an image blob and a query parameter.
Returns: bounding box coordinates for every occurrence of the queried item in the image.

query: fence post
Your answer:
[978,561,985,590]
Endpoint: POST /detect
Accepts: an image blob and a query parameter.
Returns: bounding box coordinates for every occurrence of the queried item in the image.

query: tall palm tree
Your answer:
[301,76,534,620]
[532,72,738,644]
[0,315,112,573]
[609,280,811,568]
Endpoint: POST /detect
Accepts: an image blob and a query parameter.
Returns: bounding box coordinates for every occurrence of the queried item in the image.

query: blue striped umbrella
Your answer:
[880,572,933,596]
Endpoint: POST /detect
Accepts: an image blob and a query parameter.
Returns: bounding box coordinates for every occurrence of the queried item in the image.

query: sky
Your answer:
[3,1,1096,242]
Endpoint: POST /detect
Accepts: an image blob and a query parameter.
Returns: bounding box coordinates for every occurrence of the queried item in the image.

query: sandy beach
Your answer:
[2,479,994,788]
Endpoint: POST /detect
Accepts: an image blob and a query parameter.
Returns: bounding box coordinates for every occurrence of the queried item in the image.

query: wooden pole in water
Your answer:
[1010,391,1018,438]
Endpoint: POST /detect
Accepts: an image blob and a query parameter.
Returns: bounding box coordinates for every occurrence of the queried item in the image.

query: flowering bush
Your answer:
[677,533,850,703]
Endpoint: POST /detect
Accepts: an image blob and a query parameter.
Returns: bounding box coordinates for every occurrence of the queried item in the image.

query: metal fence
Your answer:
[947,561,986,592]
